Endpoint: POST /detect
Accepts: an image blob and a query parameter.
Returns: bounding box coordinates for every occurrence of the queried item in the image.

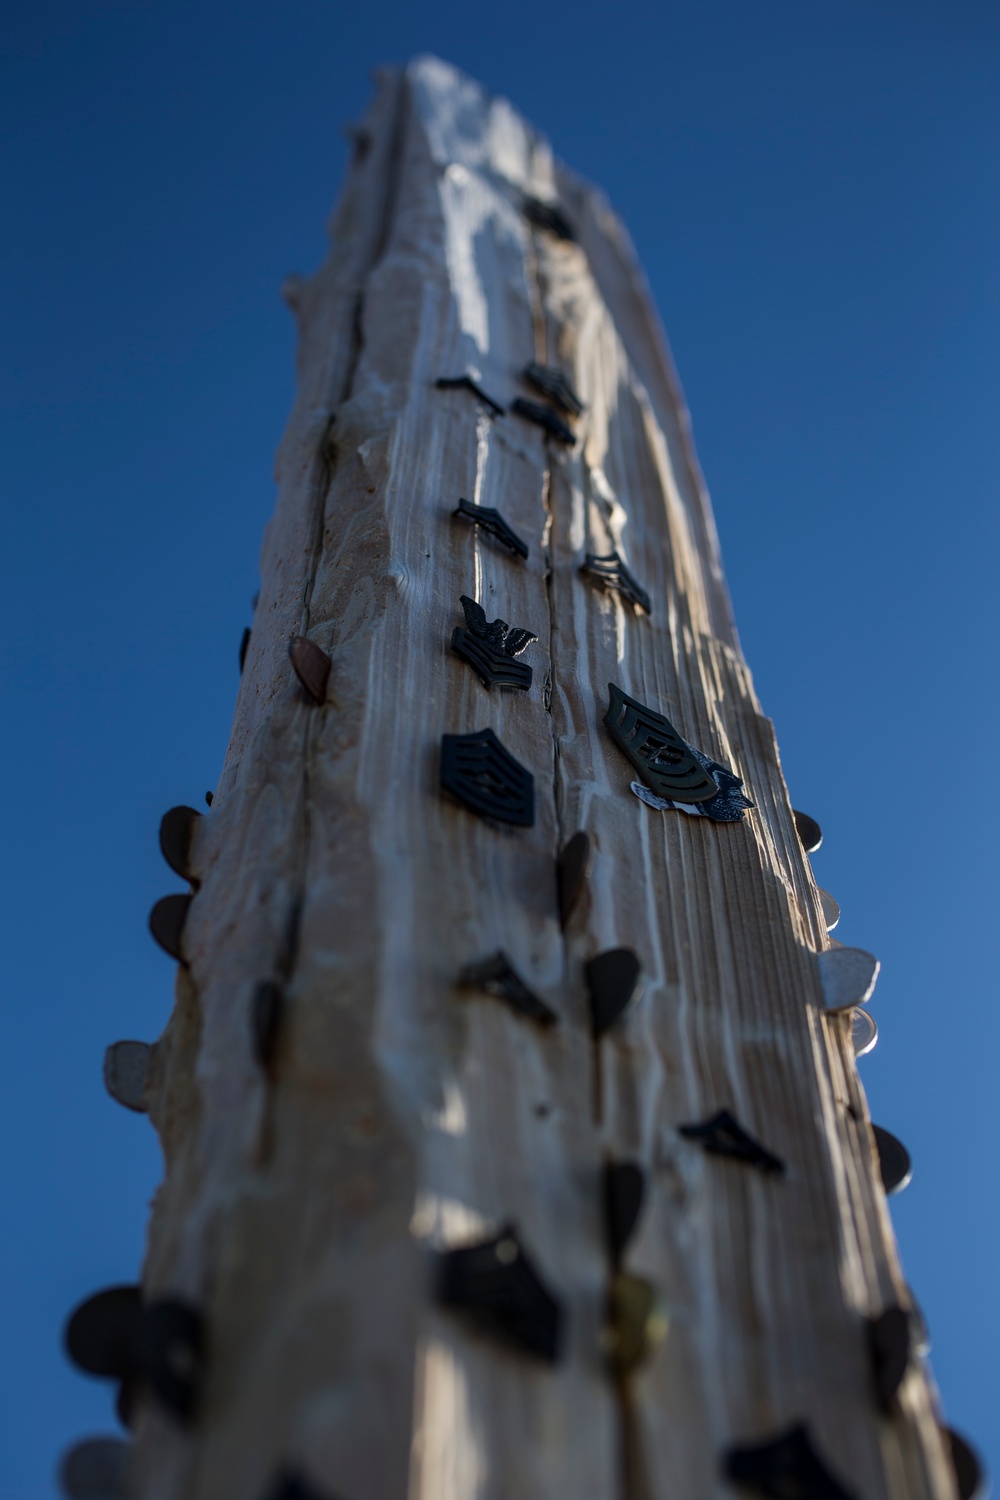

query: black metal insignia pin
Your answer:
[605,683,753,822]
[604,1161,645,1264]
[435,373,505,418]
[451,595,536,691]
[437,1224,563,1362]
[678,1109,785,1175]
[458,952,557,1026]
[64,1285,205,1425]
[724,1424,857,1500]
[440,729,535,827]
[585,948,643,1038]
[581,552,651,614]
[522,362,584,417]
[239,626,251,673]
[945,1429,987,1500]
[511,397,576,445]
[556,831,593,925]
[793,810,823,853]
[59,1438,130,1500]
[453,498,529,560]
[523,195,576,242]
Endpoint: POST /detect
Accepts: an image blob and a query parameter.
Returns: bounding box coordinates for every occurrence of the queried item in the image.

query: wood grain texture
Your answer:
[132,56,958,1500]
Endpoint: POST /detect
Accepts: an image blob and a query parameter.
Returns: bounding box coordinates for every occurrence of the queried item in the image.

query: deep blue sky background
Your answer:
[2,2,997,1494]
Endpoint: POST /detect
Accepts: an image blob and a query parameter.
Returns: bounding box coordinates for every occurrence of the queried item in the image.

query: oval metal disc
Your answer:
[872,1125,913,1195]
[817,888,840,931]
[64,1286,141,1377]
[946,1428,987,1500]
[103,1041,151,1113]
[58,1436,129,1500]
[158,806,201,883]
[148,894,192,963]
[793,810,823,852]
[586,949,643,1038]
[817,947,880,1012]
[851,1008,878,1058]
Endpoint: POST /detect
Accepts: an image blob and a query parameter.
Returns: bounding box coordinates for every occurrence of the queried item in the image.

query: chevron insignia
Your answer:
[437,1225,563,1362]
[453,498,529,559]
[724,1424,857,1500]
[522,362,584,417]
[581,551,652,613]
[440,729,535,826]
[604,684,719,803]
[678,1109,785,1176]
[451,595,536,691]
[510,397,576,445]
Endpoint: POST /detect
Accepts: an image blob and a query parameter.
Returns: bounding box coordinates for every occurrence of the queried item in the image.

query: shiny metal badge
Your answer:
[451,595,536,691]
[606,685,752,822]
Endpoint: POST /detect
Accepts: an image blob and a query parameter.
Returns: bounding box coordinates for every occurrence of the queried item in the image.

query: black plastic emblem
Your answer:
[511,397,576,445]
[556,831,593,925]
[441,729,535,827]
[436,373,505,417]
[453,498,529,560]
[522,362,584,417]
[65,1287,143,1379]
[458,952,557,1026]
[437,1225,563,1362]
[581,552,652,614]
[289,635,331,705]
[605,684,752,822]
[523,195,577,241]
[451,595,536,691]
[149,894,192,964]
[585,948,643,1038]
[159,806,201,884]
[678,1109,785,1176]
[604,1161,645,1264]
[872,1125,913,1195]
[867,1306,911,1409]
[724,1424,857,1500]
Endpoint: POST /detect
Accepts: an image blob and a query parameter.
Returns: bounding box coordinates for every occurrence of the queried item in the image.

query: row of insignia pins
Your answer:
[59,189,984,1500]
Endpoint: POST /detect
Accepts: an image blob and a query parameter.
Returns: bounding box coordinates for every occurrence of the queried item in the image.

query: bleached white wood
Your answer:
[130,56,960,1500]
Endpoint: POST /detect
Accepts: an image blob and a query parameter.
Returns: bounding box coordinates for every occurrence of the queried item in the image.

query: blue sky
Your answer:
[2,1,997,1494]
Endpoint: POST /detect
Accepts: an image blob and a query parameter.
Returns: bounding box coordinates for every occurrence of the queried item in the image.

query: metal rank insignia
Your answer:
[523,195,576,242]
[453,498,529,560]
[678,1109,785,1176]
[605,684,753,823]
[437,1225,563,1362]
[581,552,651,614]
[521,362,584,417]
[436,373,505,417]
[451,595,537,691]
[724,1424,857,1500]
[440,729,535,827]
[511,397,576,446]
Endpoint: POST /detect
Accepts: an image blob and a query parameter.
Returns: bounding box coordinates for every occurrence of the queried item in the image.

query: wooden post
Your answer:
[95,55,962,1500]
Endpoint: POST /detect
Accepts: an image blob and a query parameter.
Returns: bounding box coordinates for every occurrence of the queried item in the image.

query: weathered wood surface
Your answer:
[132,56,957,1500]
